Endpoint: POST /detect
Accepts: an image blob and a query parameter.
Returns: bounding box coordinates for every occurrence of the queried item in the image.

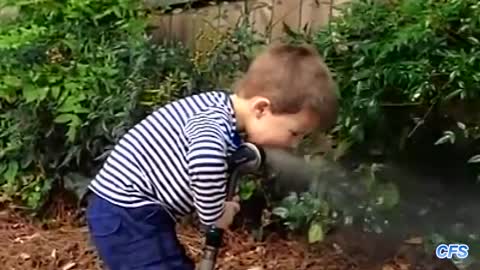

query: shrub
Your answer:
[288,0,480,163]
[0,0,266,211]
[0,0,175,209]
[271,0,480,244]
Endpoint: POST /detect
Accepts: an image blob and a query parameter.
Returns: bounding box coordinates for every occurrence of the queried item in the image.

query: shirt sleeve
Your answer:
[184,114,229,226]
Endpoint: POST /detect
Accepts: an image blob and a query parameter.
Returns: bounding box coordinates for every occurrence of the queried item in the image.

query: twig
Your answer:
[407,101,436,138]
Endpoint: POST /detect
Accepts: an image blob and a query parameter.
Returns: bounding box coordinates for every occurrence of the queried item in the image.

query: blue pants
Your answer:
[86,193,195,270]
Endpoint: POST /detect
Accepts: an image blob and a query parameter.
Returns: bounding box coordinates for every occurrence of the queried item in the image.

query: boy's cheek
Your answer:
[246,125,291,147]
[254,135,296,149]
[248,134,271,146]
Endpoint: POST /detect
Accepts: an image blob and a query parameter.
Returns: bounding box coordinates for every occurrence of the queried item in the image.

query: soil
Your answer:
[0,204,460,270]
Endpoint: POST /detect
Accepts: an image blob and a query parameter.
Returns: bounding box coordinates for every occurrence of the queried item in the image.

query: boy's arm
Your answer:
[185,116,230,227]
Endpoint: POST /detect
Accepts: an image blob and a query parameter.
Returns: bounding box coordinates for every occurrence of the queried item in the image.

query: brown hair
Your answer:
[234,42,338,129]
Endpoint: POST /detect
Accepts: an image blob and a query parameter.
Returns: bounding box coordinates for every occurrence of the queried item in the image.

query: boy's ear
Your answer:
[250,97,271,118]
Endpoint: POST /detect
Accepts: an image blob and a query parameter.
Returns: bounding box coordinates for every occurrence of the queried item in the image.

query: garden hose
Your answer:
[197,142,265,270]
[197,143,324,270]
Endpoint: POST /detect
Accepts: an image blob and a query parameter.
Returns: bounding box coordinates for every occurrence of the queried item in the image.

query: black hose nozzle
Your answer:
[226,142,265,200]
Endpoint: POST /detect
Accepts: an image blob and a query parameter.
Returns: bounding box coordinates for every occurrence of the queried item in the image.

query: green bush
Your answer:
[141,24,265,110]
[272,191,335,243]
[0,0,265,211]
[270,0,480,243]
[0,0,155,209]
[294,0,480,160]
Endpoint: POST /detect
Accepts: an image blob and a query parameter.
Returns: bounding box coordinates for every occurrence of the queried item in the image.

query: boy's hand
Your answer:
[214,196,240,230]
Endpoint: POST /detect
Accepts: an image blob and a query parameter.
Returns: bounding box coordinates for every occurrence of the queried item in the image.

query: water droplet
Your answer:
[373,225,383,234]
[418,208,429,216]
[344,216,353,225]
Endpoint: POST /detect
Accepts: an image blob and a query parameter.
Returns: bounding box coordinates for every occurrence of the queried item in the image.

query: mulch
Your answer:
[0,208,459,270]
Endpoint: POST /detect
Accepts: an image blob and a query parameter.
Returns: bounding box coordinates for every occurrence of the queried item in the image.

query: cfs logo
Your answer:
[436,244,469,259]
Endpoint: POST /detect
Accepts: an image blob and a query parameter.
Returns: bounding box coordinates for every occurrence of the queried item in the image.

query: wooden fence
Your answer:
[147,0,350,49]
[0,1,350,50]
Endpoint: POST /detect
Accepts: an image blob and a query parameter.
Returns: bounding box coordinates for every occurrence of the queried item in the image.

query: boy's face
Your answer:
[243,97,319,149]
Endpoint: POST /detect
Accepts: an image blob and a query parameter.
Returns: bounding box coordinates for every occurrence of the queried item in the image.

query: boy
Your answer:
[86,43,338,270]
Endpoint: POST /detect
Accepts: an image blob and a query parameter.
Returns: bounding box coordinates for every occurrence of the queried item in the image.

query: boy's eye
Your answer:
[290,130,299,137]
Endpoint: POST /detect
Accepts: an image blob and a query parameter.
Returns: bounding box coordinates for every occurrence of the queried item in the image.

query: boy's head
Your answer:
[232,43,338,149]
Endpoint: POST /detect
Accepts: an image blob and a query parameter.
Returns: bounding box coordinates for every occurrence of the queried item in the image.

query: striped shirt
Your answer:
[88,91,242,226]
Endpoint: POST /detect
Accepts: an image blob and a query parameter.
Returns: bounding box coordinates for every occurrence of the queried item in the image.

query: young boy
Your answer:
[85,43,338,270]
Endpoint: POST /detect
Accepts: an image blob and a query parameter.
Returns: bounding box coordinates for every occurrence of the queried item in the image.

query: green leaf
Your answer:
[47,74,63,84]
[434,131,455,145]
[22,84,37,103]
[66,114,82,142]
[334,139,352,161]
[53,113,81,142]
[457,122,466,130]
[0,87,15,102]
[376,182,400,209]
[54,113,76,124]
[50,86,61,99]
[3,161,19,185]
[239,179,256,200]
[272,207,289,219]
[467,155,480,163]
[23,84,48,103]
[283,192,299,206]
[467,37,479,45]
[0,163,6,176]
[3,75,22,88]
[308,222,324,243]
[444,89,463,101]
[353,56,365,68]
[57,95,89,114]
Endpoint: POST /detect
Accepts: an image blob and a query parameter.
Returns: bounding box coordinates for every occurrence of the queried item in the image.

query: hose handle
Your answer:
[226,142,264,200]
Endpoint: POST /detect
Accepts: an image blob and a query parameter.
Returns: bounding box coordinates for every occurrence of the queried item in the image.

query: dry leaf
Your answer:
[382,265,395,270]
[19,253,30,260]
[62,262,76,270]
[13,233,40,244]
[51,249,57,259]
[25,233,40,240]
[13,237,24,244]
[404,237,423,245]
[0,210,9,218]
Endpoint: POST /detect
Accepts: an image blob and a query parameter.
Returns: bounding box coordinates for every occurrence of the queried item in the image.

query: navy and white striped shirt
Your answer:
[88,91,242,226]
